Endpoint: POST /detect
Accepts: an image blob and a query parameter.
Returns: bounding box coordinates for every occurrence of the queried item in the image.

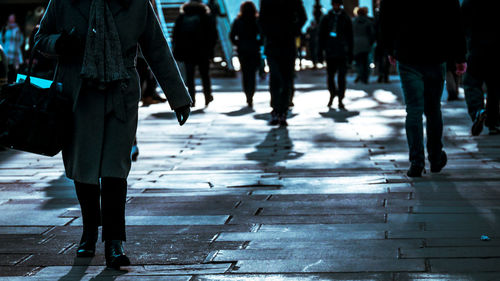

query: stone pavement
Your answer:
[1,70,500,280]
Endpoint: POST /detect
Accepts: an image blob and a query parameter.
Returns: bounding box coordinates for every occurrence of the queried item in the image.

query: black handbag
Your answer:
[0,46,72,157]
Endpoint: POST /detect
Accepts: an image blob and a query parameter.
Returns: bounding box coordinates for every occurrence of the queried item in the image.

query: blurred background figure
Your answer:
[260,0,307,126]
[462,0,500,135]
[0,14,23,84]
[374,1,390,83]
[446,61,460,101]
[319,0,353,109]
[230,1,262,108]
[137,54,166,107]
[352,6,375,84]
[0,44,7,87]
[306,20,321,69]
[173,0,217,107]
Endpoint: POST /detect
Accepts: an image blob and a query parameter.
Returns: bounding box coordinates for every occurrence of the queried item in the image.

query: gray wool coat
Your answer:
[36,0,192,185]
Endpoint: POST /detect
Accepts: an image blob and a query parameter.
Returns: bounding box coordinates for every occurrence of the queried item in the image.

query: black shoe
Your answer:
[430,151,447,173]
[77,230,98,257]
[407,164,424,177]
[269,112,279,126]
[489,126,500,135]
[278,114,288,127]
[327,95,334,107]
[105,240,130,269]
[131,145,139,162]
[472,109,487,136]
[338,102,346,111]
[205,95,214,106]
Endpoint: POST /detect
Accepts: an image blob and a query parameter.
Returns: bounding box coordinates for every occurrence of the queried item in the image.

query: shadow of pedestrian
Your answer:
[223,106,254,117]
[246,127,304,169]
[41,175,78,210]
[148,109,205,120]
[57,257,127,281]
[253,112,298,122]
[319,108,360,123]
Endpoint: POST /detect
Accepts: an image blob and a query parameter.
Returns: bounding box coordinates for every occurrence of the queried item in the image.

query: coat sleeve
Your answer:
[345,15,354,60]
[35,0,60,56]
[229,20,238,46]
[318,16,328,53]
[139,1,192,110]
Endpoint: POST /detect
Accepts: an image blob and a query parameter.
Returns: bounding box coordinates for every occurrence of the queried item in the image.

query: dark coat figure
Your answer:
[230,1,262,107]
[173,0,217,107]
[0,45,7,87]
[352,8,375,84]
[318,0,353,109]
[259,0,306,126]
[380,0,466,177]
[374,7,390,83]
[36,0,191,268]
[462,0,500,135]
[306,20,321,67]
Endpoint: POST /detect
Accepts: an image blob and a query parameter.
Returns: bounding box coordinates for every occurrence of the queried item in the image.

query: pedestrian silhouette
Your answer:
[318,0,353,110]
[173,0,217,107]
[462,0,500,136]
[352,7,375,84]
[259,0,307,127]
[380,0,467,177]
[230,1,262,108]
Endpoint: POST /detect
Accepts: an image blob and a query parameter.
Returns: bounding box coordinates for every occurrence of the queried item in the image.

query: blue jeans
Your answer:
[398,63,445,167]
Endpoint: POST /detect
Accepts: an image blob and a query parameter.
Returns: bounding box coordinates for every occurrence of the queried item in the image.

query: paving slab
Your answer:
[232,259,425,273]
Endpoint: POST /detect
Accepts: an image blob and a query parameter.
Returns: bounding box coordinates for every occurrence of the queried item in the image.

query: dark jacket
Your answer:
[259,0,307,57]
[353,15,375,55]
[380,0,466,64]
[230,17,262,57]
[461,0,500,64]
[172,1,217,62]
[318,9,353,60]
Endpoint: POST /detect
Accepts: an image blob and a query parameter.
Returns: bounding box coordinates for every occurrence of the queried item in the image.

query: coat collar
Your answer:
[71,0,131,22]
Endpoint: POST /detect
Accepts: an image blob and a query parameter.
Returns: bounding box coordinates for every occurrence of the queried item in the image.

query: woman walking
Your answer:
[36,0,191,268]
[230,1,262,107]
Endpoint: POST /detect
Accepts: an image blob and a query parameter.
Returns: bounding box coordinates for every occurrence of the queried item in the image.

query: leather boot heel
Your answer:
[105,240,130,269]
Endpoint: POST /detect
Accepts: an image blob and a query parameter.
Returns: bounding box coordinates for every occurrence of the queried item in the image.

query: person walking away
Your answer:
[353,7,375,84]
[374,2,390,83]
[173,0,217,107]
[0,14,23,84]
[380,0,467,177]
[462,0,500,136]
[260,0,307,126]
[36,0,192,268]
[319,0,353,109]
[306,20,321,69]
[230,1,262,108]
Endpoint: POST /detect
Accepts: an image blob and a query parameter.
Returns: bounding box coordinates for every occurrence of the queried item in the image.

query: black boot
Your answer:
[105,240,130,269]
[101,178,128,267]
[74,181,101,257]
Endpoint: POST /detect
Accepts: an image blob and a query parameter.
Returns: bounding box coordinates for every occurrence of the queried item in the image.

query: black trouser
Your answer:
[7,64,17,84]
[136,58,157,99]
[326,58,348,103]
[75,178,127,242]
[354,52,370,83]
[239,53,260,103]
[267,54,295,114]
[464,58,500,128]
[185,60,212,103]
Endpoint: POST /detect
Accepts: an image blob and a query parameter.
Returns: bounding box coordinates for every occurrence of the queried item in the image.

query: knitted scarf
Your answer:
[80,0,129,85]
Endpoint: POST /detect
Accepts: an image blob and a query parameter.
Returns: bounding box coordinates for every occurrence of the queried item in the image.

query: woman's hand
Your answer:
[175,104,190,126]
